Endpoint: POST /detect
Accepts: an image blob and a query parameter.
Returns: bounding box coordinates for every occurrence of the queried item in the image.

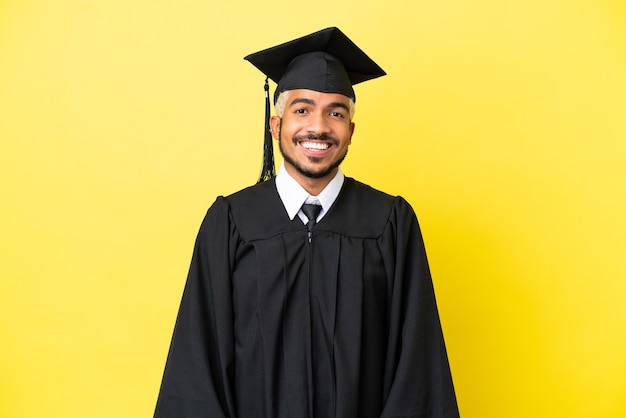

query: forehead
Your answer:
[286,89,351,106]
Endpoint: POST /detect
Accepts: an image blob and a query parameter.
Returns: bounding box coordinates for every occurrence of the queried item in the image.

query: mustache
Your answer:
[293,133,339,145]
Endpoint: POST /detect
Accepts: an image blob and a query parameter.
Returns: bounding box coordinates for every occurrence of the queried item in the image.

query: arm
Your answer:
[155,197,237,418]
[380,198,459,418]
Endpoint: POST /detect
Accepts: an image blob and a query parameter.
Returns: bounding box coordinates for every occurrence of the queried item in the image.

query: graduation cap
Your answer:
[244,27,386,183]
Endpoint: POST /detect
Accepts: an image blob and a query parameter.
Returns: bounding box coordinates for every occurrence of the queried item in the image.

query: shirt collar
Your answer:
[275,162,345,221]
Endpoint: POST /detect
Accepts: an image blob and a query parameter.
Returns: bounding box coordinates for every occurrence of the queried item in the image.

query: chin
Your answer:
[280,141,347,180]
[298,167,334,179]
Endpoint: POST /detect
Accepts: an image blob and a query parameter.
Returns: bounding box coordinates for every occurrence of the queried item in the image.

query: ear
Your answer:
[269,116,281,139]
[348,121,355,144]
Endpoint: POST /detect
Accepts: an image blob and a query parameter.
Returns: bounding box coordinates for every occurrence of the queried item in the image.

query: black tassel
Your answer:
[257,77,276,183]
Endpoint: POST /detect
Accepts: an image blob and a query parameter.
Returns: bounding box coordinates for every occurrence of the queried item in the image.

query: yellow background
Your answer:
[1,0,625,416]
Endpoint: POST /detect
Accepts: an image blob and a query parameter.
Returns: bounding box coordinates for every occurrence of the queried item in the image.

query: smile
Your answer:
[300,141,330,151]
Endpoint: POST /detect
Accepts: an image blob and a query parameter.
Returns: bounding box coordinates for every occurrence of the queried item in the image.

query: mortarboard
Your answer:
[244,27,386,183]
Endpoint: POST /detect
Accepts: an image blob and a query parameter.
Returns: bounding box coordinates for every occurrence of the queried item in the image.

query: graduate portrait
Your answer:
[1,1,626,417]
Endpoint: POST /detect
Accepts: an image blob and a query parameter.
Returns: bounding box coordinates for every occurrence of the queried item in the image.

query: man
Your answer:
[155,27,459,418]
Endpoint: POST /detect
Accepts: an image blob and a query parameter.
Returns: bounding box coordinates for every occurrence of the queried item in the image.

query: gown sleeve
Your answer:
[154,197,237,418]
[380,198,460,418]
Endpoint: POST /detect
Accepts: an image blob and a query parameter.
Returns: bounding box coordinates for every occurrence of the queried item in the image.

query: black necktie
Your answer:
[301,203,322,232]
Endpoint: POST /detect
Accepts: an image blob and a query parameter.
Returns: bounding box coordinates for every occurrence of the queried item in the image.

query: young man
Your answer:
[155,27,459,418]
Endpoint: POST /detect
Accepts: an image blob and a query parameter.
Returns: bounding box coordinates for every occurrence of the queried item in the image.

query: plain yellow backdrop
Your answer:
[1,0,625,416]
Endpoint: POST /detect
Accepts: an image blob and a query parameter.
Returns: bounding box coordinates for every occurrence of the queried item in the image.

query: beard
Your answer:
[278,128,348,179]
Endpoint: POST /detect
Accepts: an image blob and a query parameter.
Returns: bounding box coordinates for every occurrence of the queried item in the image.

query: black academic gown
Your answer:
[154,178,459,418]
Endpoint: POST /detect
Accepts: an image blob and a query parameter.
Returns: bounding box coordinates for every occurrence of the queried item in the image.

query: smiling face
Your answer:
[270,89,355,193]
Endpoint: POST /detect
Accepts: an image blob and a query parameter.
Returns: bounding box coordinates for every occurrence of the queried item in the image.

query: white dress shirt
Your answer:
[275,162,345,225]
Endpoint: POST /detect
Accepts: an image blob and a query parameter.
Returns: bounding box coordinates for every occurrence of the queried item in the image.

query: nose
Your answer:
[307,112,331,136]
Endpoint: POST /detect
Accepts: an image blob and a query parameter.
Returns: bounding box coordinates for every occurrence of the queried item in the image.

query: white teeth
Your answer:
[301,141,329,150]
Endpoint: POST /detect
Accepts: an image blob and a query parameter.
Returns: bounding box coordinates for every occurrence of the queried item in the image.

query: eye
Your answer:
[329,111,345,118]
[294,108,308,114]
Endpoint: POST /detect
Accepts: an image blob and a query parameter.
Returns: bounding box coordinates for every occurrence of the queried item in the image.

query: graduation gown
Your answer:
[154,178,459,418]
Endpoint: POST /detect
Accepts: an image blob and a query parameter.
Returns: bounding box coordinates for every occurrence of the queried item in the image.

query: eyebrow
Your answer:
[289,98,315,107]
[288,97,351,113]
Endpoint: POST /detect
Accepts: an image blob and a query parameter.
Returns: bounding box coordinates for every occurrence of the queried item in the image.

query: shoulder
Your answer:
[344,177,416,215]
[222,179,276,205]
[204,180,279,215]
[206,180,293,240]
[322,178,417,238]
[344,177,399,205]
